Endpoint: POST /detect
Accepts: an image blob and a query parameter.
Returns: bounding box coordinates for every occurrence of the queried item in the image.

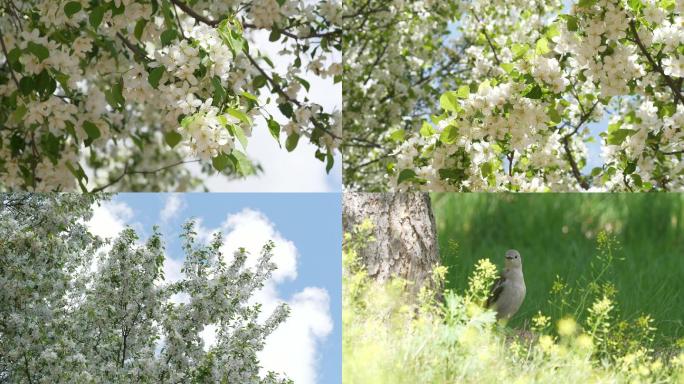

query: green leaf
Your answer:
[420,121,435,137]
[83,120,101,140]
[545,23,560,39]
[267,118,281,145]
[326,151,334,173]
[26,42,49,62]
[439,124,458,144]
[228,124,248,150]
[35,70,56,98]
[217,19,245,53]
[227,108,252,126]
[160,29,177,47]
[19,77,33,95]
[548,108,562,124]
[64,1,81,17]
[480,162,493,177]
[7,47,21,64]
[628,0,643,12]
[253,75,267,89]
[535,37,550,55]
[211,76,226,103]
[389,129,405,142]
[559,15,579,32]
[165,131,182,148]
[524,84,543,99]
[269,28,281,42]
[607,129,636,145]
[11,105,27,124]
[624,162,637,174]
[212,154,232,171]
[578,0,598,7]
[230,150,254,175]
[241,91,258,103]
[134,19,147,40]
[278,103,293,118]
[295,76,310,92]
[148,66,165,89]
[397,169,417,184]
[105,78,125,110]
[512,43,529,60]
[500,63,515,74]
[180,114,195,129]
[457,85,470,99]
[439,91,459,112]
[285,133,300,152]
[89,6,105,29]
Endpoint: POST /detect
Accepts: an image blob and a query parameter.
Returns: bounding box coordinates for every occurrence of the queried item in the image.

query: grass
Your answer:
[432,193,684,347]
[343,219,684,384]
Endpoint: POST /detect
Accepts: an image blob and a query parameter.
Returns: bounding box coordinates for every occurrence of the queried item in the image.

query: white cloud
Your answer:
[198,208,332,384]
[258,288,333,384]
[87,200,133,240]
[160,194,186,222]
[221,208,298,282]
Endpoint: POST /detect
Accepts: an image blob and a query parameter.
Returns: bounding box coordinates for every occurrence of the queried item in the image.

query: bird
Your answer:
[486,249,526,321]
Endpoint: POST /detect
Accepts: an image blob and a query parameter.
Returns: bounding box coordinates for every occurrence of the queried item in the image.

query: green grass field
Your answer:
[432,193,684,347]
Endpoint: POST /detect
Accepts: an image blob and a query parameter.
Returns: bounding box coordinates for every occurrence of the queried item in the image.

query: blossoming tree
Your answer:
[343,0,684,192]
[0,0,341,191]
[0,193,292,383]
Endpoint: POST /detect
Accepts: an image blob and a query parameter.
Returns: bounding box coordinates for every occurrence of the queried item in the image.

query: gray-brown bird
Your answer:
[486,249,526,321]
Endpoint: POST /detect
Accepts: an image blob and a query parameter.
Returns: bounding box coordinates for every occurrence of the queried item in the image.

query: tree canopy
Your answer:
[0,193,291,383]
[0,0,341,191]
[343,0,684,192]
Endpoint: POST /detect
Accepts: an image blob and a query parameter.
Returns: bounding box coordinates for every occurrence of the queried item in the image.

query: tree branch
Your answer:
[560,101,598,190]
[473,14,500,66]
[169,0,340,40]
[89,159,200,193]
[630,20,683,107]
[0,26,20,89]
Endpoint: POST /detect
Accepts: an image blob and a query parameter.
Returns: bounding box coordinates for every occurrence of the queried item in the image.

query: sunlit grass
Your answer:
[432,193,684,347]
[343,220,684,384]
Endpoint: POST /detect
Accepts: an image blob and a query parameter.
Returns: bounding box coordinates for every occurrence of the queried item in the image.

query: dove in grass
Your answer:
[486,249,526,321]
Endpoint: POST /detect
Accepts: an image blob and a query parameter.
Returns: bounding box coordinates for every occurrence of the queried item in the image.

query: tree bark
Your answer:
[342,192,441,290]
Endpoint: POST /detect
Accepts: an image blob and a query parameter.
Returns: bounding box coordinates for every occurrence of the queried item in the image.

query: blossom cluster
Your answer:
[0,194,292,383]
[380,0,684,192]
[0,0,341,191]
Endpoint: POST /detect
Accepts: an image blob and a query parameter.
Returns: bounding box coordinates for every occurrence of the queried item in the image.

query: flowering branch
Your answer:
[629,20,683,107]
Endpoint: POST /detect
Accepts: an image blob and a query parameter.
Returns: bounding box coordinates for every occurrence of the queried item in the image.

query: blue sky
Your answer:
[92,193,341,384]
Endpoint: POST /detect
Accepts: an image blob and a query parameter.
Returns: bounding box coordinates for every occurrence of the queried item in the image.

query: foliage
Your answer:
[0,0,341,191]
[343,221,684,384]
[433,192,684,347]
[0,193,291,383]
[344,0,684,192]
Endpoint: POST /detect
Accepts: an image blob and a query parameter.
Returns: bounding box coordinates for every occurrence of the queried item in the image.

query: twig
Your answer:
[473,14,500,65]
[116,33,150,62]
[630,20,683,107]
[169,0,339,40]
[172,2,186,39]
[89,159,200,193]
[0,26,20,88]
[560,101,598,190]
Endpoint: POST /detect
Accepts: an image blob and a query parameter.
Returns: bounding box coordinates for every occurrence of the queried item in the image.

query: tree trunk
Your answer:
[342,192,440,290]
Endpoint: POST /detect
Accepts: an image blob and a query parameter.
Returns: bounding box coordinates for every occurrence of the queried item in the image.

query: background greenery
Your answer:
[432,193,684,347]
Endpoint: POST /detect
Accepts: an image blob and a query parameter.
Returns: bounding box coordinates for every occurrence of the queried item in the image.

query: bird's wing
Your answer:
[486,274,506,308]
